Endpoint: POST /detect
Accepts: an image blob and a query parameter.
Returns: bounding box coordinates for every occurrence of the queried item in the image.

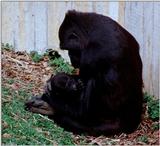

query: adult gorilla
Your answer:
[25,10,143,136]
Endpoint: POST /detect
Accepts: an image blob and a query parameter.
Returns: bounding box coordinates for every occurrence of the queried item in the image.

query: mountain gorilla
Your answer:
[25,10,143,136]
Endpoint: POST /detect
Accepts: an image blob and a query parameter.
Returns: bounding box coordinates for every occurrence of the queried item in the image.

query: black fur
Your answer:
[26,10,143,136]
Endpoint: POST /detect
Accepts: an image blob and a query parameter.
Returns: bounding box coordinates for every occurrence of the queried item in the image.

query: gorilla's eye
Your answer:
[68,32,78,40]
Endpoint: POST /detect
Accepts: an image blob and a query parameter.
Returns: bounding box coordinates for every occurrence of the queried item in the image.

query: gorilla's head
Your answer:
[58,11,89,68]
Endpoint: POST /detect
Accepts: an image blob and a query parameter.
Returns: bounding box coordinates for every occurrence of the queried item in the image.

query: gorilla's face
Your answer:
[60,28,80,50]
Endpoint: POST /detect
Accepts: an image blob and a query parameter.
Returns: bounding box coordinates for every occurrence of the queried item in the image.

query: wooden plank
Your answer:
[124,2,159,98]
[2,2,15,45]
[47,1,70,48]
[124,2,151,94]
[34,2,48,53]
[108,2,119,21]
[47,2,58,49]
[23,2,35,52]
[0,3,1,41]
[92,2,109,15]
[15,2,26,51]
[118,1,125,26]
[143,2,154,96]
[124,3,144,62]
[152,2,160,98]
[124,2,132,31]
[71,1,93,12]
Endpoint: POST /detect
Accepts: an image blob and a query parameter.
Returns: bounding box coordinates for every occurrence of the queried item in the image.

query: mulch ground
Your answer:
[2,49,160,145]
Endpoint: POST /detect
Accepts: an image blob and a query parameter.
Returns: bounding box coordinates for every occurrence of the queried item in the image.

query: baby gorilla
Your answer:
[25,73,83,116]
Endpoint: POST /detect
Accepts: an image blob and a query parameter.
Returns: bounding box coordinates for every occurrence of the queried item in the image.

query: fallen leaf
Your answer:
[2,121,9,129]
[3,133,11,138]
[10,83,20,90]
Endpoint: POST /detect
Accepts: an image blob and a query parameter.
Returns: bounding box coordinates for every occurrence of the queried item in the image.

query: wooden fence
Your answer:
[2,1,160,98]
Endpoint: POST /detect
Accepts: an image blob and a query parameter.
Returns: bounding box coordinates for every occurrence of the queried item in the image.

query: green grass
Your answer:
[2,78,80,145]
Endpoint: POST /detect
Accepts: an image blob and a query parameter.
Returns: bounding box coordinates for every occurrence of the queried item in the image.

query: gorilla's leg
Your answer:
[52,115,122,136]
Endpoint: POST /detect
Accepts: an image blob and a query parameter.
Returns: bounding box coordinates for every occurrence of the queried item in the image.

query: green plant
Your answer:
[30,51,43,63]
[49,57,74,74]
[44,48,75,74]
[144,93,159,121]
[44,49,61,60]
[7,79,15,84]
[151,122,159,130]
[1,43,14,51]
[137,135,148,143]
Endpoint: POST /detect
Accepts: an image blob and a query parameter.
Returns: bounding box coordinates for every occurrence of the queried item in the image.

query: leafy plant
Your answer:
[137,135,148,143]
[144,93,159,121]
[151,122,159,130]
[43,48,75,74]
[1,43,14,51]
[30,51,43,63]
[49,57,74,74]
[44,49,61,60]
[29,49,75,74]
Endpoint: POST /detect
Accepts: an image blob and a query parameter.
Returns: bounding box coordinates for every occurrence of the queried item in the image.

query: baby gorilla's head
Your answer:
[44,73,79,97]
